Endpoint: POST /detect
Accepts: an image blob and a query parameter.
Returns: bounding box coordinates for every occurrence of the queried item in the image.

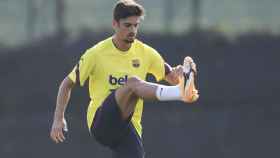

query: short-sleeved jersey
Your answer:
[68,37,165,136]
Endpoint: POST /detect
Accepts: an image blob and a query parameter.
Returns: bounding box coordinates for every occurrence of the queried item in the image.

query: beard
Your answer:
[124,33,136,43]
[124,38,134,43]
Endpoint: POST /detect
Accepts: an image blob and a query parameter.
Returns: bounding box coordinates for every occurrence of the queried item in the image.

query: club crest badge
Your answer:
[132,59,140,68]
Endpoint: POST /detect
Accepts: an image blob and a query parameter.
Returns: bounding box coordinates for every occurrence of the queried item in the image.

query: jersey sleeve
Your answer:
[146,45,165,82]
[68,49,96,86]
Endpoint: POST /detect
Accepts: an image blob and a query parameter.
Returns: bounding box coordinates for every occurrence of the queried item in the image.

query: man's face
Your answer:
[113,16,141,43]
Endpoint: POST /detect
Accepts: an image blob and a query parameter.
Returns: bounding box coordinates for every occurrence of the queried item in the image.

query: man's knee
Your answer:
[126,76,142,93]
[126,76,141,86]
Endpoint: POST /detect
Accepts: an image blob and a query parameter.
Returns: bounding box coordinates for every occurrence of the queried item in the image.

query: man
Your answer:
[50,0,199,157]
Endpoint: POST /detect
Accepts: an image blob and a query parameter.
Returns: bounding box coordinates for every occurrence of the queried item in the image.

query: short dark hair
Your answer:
[113,0,145,22]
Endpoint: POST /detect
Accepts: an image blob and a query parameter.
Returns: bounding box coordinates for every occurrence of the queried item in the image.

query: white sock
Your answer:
[155,85,181,101]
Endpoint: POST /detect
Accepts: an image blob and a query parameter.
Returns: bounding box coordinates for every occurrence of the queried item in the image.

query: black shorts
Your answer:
[91,91,145,158]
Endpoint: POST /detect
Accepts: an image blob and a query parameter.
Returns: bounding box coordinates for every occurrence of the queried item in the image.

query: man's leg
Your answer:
[115,76,159,119]
[115,75,186,119]
[92,57,198,157]
[92,78,183,157]
[111,122,145,158]
[115,56,199,119]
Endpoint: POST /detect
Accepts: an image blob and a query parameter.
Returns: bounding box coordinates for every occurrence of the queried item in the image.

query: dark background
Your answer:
[1,30,280,158]
[1,0,280,157]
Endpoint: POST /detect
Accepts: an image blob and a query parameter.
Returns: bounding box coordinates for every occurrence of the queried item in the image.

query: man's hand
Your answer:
[165,65,184,85]
[50,118,68,143]
[165,56,197,85]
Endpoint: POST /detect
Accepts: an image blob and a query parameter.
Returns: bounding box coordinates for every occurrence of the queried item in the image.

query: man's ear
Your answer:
[112,19,119,30]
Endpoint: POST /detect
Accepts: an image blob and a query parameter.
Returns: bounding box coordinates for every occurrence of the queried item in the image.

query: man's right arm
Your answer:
[50,77,75,143]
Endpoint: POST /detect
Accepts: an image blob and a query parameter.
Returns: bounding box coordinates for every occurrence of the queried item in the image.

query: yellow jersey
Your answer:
[68,37,165,136]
